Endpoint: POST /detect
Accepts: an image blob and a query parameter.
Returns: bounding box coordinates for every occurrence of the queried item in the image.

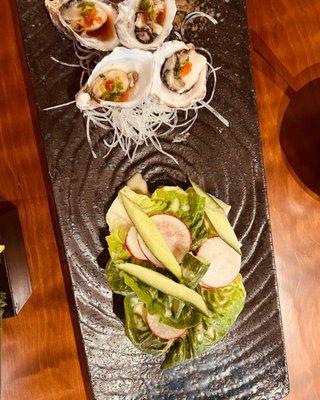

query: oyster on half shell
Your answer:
[76,47,154,109]
[116,0,177,50]
[45,0,120,51]
[152,41,208,108]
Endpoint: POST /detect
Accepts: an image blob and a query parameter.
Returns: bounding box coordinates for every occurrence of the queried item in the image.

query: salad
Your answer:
[105,174,246,368]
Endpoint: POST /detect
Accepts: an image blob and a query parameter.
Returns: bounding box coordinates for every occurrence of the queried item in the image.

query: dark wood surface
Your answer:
[0,0,319,399]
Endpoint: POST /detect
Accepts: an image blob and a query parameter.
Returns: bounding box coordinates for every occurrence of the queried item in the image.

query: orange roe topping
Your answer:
[118,91,129,102]
[83,7,102,28]
[179,61,192,77]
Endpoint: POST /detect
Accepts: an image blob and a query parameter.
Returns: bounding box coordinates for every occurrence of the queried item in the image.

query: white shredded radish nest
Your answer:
[82,95,198,162]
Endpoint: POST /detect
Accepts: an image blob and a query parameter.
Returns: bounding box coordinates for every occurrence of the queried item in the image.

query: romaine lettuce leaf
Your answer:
[162,274,246,368]
[124,295,173,356]
[151,187,189,217]
[202,274,246,316]
[184,192,208,250]
[106,196,132,233]
[180,253,209,289]
[106,227,130,263]
[105,260,132,295]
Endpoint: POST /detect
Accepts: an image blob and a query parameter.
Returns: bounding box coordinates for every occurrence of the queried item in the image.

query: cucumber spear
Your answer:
[120,192,182,279]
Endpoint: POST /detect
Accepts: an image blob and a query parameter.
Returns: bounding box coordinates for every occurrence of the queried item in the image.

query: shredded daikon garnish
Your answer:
[50,57,80,68]
[73,41,101,71]
[82,96,201,163]
[73,42,102,87]
[43,99,76,111]
[180,11,218,39]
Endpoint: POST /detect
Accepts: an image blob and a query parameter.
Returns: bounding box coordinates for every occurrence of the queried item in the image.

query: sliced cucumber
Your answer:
[189,179,241,254]
[116,263,211,316]
[209,194,231,215]
[120,192,182,279]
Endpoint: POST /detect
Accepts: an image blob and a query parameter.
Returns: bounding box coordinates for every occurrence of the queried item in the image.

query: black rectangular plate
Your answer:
[16,0,289,399]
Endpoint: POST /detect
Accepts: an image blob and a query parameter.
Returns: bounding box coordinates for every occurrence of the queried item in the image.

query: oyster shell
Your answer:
[152,41,208,108]
[76,47,154,109]
[116,0,176,50]
[45,0,120,51]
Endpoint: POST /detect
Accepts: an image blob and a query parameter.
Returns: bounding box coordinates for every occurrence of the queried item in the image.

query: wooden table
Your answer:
[1,0,319,398]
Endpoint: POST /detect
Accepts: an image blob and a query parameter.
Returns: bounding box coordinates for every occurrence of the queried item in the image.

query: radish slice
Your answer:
[125,227,148,261]
[198,237,241,288]
[147,313,186,340]
[201,282,214,291]
[150,215,191,262]
[138,214,191,267]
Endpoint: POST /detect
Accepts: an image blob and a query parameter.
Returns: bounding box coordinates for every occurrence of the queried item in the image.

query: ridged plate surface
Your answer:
[16,0,289,399]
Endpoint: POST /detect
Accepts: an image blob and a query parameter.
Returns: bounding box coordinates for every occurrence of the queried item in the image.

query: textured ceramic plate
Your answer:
[16,0,289,398]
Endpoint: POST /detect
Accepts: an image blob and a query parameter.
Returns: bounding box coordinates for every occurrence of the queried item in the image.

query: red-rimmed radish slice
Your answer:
[201,282,214,291]
[138,214,191,267]
[147,313,187,340]
[125,227,148,261]
[198,237,241,288]
[151,215,191,261]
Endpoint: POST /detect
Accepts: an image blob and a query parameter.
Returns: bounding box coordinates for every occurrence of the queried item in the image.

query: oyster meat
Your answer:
[76,46,154,109]
[116,0,176,50]
[152,41,208,108]
[45,0,120,51]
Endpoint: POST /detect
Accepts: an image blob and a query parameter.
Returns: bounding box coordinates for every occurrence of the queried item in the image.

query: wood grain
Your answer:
[247,0,320,398]
[0,0,319,399]
[0,1,88,399]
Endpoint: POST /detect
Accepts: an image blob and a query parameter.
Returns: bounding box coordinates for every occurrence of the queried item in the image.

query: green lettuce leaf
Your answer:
[121,186,166,215]
[202,274,246,316]
[180,253,209,289]
[184,192,208,250]
[151,187,190,217]
[105,260,132,295]
[123,273,202,329]
[162,274,246,368]
[124,295,173,356]
[106,227,130,263]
